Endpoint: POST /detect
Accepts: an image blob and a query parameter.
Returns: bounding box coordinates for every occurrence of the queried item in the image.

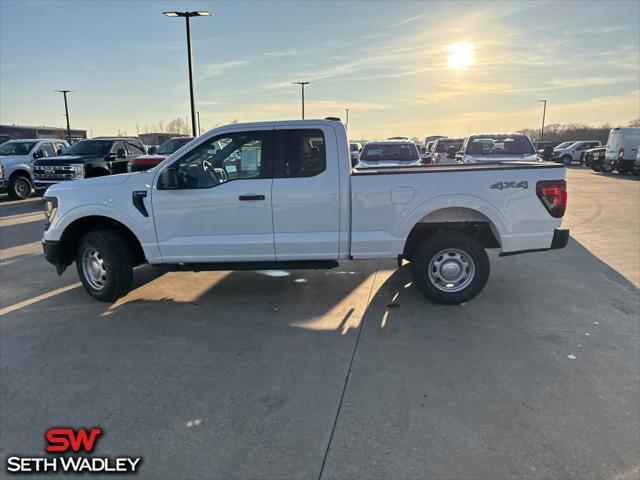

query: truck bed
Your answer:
[351,161,564,175]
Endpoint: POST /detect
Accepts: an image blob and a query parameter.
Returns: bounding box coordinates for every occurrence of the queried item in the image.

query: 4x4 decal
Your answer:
[491,181,528,190]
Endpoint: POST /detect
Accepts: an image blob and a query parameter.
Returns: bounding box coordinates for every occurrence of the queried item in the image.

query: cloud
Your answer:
[386,11,430,29]
[197,60,249,81]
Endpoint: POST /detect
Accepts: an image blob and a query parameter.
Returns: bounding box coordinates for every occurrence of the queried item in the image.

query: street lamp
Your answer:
[291,81,311,119]
[54,90,74,143]
[345,108,349,127]
[538,99,547,142]
[163,10,212,137]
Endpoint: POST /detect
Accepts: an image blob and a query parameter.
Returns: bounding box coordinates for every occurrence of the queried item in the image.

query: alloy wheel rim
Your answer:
[16,179,30,196]
[427,248,475,293]
[82,247,107,290]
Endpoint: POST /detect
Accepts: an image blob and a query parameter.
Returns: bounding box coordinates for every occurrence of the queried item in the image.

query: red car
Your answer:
[127,136,193,172]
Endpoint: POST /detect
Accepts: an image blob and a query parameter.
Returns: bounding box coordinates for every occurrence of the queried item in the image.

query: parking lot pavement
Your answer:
[1,169,638,480]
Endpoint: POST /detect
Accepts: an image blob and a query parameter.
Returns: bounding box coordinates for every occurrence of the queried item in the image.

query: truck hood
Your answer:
[45,171,139,195]
[0,155,29,165]
[34,155,101,166]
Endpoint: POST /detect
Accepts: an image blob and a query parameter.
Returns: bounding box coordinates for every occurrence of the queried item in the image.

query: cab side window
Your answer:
[275,129,326,178]
[166,131,273,189]
[127,141,145,156]
[39,143,56,157]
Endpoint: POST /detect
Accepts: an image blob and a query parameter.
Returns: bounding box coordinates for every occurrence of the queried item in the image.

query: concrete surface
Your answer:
[0,168,638,479]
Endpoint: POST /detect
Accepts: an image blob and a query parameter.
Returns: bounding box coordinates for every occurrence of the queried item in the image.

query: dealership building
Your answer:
[0,124,87,144]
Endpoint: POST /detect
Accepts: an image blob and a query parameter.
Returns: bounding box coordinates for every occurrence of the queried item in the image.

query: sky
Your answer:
[1,0,639,139]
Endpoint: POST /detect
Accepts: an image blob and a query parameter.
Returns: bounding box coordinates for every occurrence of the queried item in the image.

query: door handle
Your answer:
[238,195,265,201]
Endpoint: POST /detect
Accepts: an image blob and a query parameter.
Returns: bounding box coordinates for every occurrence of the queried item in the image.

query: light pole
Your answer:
[54,90,74,143]
[291,81,310,119]
[163,10,211,137]
[196,111,201,136]
[345,108,349,127]
[538,99,547,142]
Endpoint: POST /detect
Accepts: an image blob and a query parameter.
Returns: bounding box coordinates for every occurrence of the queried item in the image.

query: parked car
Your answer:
[128,137,194,172]
[0,139,69,199]
[32,137,146,189]
[551,140,601,166]
[349,142,362,166]
[356,140,422,168]
[430,138,464,165]
[584,147,606,171]
[457,134,539,163]
[603,127,640,174]
[41,119,569,305]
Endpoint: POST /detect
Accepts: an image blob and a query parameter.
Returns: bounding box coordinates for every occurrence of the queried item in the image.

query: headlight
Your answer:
[71,163,85,178]
[43,196,58,230]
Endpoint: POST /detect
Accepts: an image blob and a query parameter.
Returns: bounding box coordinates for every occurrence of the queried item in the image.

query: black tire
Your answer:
[410,231,490,305]
[76,230,133,302]
[8,174,33,200]
[617,167,631,175]
[591,163,601,172]
[561,155,573,166]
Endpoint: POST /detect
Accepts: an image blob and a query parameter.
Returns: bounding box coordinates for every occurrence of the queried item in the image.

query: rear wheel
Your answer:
[8,175,32,200]
[410,231,489,305]
[76,230,133,302]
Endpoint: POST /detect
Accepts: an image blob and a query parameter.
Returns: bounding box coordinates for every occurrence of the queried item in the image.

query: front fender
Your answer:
[44,203,161,263]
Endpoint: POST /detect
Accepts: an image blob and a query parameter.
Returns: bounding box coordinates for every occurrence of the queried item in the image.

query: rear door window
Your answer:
[275,129,326,177]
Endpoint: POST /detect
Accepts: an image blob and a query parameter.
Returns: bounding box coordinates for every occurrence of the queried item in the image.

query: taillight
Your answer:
[618,147,624,160]
[536,180,567,218]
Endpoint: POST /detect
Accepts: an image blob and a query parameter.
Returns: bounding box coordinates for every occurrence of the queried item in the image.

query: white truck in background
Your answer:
[41,119,569,305]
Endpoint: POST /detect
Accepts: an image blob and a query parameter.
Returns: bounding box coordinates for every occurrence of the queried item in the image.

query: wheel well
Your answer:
[403,221,500,260]
[9,169,31,180]
[59,216,146,267]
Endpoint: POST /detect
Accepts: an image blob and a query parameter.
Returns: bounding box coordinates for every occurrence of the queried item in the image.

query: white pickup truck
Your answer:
[41,119,569,305]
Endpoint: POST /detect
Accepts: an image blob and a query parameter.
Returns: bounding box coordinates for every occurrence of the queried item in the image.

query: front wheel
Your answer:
[562,155,573,166]
[76,230,133,302]
[410,231,490,305]
[8,175,33,200]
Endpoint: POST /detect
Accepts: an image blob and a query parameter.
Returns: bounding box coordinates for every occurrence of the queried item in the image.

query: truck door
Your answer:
[271,126,340,260]
[151,129,276,262]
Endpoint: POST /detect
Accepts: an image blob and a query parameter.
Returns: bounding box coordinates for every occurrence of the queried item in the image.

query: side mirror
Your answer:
[117,148,127,159]
[148,146,157,154]
[105,153,116,161]
[33,149,44,159]
[56,149,63,155]
[421,146,426,154]
[447,146,457,158]
[158,166,179,189]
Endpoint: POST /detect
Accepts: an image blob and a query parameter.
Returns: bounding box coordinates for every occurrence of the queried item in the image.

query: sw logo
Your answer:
[46,427,103,453]
[5,427,142,474]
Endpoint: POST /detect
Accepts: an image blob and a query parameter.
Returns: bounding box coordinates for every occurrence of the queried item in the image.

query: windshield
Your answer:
[156,137,192,155]
[361,143,419,161]
[63,140,113,156]
[435,140,463,153]
[0,141,36,156]
[555,142,575,149]
[466,136,535,156]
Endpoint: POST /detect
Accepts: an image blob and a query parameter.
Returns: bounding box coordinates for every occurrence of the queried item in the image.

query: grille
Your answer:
[33,165,75,180]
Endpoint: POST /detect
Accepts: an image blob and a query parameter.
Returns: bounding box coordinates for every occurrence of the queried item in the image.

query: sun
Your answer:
[446,42,474,69]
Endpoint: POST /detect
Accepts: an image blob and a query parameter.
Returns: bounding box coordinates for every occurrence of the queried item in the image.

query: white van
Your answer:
[603,127,640,174]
